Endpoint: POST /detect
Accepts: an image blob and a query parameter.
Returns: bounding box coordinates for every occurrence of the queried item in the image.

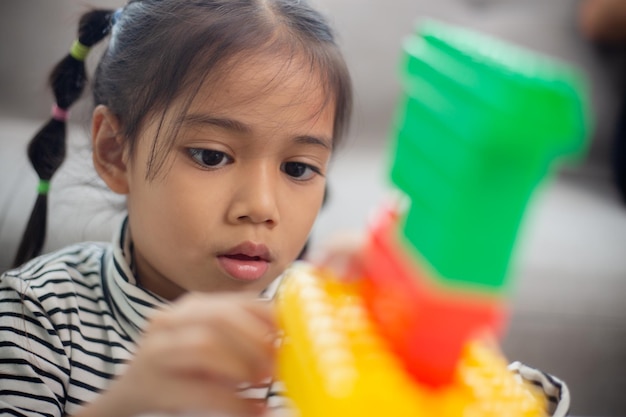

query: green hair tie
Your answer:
[69,40,90,61]
[38,180,50,195]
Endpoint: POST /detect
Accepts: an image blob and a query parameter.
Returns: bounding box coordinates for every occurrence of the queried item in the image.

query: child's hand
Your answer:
[77,292,276,417]
[306,231,365,281]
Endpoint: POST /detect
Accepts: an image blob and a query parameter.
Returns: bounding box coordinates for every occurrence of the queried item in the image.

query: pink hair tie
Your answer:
[51,104,69,122]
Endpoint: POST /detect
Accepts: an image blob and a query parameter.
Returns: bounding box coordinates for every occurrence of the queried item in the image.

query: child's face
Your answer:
[123,55,334,299]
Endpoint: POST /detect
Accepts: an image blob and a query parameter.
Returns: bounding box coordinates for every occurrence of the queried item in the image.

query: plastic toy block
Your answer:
[453,341,547,417]
[361,205,507,386]
[276,262,546,417]
[276,262,426,417]
[388,19,591,290]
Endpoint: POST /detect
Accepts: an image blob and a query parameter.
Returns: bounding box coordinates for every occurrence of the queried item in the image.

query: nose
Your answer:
[226,163,280,227]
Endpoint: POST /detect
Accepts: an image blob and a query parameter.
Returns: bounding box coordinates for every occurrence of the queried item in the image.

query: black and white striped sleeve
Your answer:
[508,361,571,417]
[0,274,70,417]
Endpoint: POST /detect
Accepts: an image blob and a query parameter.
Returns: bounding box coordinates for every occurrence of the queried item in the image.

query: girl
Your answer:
[1,1,569,417]
[2,1,350,416]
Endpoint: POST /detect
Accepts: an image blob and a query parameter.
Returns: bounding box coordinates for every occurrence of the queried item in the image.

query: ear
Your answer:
[92,105,130,194]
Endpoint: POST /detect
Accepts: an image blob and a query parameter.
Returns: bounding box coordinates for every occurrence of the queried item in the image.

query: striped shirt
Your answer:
[0,217,568,417]
[0,217,283,416]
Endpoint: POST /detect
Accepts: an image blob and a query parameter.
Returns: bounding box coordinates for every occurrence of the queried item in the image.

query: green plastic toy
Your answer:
[389,19,592,292]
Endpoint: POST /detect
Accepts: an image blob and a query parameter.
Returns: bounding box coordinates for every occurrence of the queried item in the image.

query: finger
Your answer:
[157,377,265,417]
[306,231,365,281]
[179,294,277,342]
[186,321,275,383]
[152,293,276,335]
[208,302,278,381]
[160,296,277,382]
[152,325,254,384]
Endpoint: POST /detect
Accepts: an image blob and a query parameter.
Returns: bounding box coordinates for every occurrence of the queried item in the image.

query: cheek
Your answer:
[285,184,325,237]
[158,176,225,228]
[127,166,219,235]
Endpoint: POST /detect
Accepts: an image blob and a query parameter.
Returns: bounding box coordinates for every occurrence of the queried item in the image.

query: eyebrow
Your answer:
[179,113,251,134]
[179,113,333,150]
[293,134,333,150]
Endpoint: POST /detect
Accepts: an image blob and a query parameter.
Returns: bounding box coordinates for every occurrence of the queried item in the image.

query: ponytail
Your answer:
[13,9,114,268]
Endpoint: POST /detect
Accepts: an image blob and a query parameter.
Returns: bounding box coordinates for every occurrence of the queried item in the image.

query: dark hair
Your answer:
[13,0,353,267]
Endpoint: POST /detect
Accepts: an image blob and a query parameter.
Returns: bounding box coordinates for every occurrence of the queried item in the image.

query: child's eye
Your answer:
[282,162,320,181]
[188,148,232,168]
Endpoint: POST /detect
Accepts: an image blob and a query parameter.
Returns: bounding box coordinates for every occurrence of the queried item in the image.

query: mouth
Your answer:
[217,242,271,282]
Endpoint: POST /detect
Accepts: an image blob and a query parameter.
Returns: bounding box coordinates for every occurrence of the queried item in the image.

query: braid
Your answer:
[13,9,114,268]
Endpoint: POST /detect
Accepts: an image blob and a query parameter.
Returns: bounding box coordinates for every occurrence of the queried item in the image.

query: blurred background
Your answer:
[1,1,625,415]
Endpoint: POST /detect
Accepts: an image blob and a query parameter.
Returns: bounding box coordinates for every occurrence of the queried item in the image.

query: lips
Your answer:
[217,242,271,281]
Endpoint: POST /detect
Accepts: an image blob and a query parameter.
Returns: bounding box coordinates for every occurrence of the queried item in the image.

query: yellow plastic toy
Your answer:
[276,263,546,417]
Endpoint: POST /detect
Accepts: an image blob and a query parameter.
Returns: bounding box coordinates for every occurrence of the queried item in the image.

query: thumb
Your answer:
[305,231,365,282]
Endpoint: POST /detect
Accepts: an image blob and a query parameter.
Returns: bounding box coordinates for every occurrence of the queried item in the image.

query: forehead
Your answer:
[189,52,333,118]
